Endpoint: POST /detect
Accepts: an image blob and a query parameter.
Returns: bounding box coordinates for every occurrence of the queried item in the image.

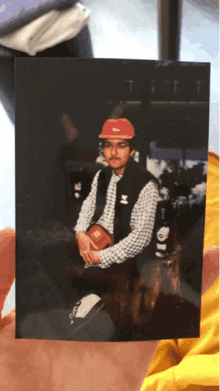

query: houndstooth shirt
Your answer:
[74,168,159,269]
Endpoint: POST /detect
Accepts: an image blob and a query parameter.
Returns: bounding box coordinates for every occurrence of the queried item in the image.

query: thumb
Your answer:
[203,245,219,258]
[88,237,98,250]
[202,245,219,292]
[0,228,15,320]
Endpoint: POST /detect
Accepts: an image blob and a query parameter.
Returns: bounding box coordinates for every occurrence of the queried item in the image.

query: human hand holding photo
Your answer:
[0,228,159,391]
[1,227,218,391]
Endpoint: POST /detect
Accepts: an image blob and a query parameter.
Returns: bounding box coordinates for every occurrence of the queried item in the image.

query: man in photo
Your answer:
[64,118,159,332]
[75,117,159,268]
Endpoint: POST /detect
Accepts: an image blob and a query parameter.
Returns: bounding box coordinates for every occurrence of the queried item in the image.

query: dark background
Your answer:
[15,58,210,341]
[16,58,210,228]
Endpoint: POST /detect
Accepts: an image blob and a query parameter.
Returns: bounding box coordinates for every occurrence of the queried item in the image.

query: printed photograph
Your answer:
[15,58,210,341]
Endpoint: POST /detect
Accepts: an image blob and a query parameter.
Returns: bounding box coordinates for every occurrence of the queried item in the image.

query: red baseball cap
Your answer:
[99,118,135,139]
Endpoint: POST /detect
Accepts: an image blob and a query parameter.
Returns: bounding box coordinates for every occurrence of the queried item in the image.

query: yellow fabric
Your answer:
[203,152,219,251]
[141,152,219,391]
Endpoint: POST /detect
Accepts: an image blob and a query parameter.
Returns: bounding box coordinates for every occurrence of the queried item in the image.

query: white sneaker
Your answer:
[69,294,102,324]
[67,294,105,338]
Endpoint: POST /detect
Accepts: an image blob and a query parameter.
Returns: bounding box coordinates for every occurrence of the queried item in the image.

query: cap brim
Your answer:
[98,134,133,139]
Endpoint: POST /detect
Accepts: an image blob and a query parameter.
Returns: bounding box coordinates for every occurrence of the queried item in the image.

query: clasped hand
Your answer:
[77,232,101,265]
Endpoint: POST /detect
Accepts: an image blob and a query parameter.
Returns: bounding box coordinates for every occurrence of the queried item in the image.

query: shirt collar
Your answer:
[112,171,123,182]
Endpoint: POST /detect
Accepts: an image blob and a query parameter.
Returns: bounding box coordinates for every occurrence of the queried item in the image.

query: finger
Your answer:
[81,252,89,263]
[79,253,83,259]
[88,238,98,250]
[79,250,85,258]
[83,251,91,264]
[86,251,96,264]
[89,252,99,265]
[0,228,15,317]
[80,253,87,263]
[203,246,219,267]
[204,245,219,257]
[202,245,219,290]
[90,254,100,265]
[79,251,88,264]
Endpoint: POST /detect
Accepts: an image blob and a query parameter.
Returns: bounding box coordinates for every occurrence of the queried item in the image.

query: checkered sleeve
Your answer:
[98,180,159,268]
[74,170,101,235]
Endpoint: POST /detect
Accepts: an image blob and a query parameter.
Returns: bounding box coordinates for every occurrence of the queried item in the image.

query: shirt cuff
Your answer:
[99,248,114,268]
[99,246,127,268]
[74,226,88,236]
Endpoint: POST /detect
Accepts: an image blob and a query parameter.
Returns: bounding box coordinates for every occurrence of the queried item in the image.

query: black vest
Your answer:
[92,159,159,246]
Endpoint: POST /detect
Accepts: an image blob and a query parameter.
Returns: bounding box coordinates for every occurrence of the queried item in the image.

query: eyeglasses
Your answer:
[103,141,130,149]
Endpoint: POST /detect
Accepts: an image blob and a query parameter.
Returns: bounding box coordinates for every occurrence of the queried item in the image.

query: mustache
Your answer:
[110,157,120,161]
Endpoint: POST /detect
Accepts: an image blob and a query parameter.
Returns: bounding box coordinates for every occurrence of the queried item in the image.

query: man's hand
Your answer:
[85,251,101,265]
[77,232,98,263]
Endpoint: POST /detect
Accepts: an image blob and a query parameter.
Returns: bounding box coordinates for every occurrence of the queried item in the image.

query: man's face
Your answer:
[102,138,135,174]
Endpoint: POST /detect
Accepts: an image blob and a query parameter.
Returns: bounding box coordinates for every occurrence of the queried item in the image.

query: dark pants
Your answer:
[67,244,135,298]
[41,237,135,306]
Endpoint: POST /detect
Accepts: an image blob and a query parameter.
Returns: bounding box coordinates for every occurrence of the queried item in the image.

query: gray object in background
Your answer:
[0,0,93,123]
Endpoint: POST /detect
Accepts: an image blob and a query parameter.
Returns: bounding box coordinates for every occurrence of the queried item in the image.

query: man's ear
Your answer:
[130,149,135,158]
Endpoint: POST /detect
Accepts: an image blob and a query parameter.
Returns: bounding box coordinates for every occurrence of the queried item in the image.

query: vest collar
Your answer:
[110,157,135,182]
[112,171,123,182]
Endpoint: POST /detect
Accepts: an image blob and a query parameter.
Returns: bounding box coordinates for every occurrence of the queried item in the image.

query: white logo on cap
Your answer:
[112,127,120,132]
